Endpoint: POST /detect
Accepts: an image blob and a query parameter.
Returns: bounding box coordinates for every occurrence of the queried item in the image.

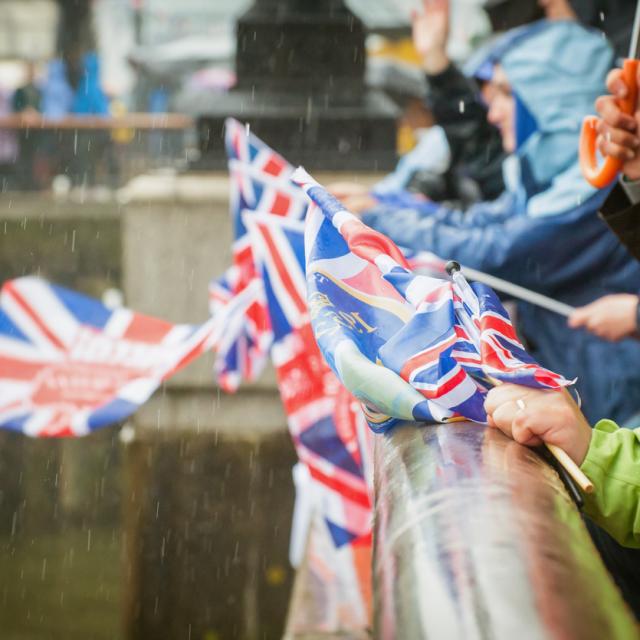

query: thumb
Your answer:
[568,306,590,328]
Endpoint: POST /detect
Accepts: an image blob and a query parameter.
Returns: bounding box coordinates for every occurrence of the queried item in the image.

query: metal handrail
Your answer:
[373,422,637,639]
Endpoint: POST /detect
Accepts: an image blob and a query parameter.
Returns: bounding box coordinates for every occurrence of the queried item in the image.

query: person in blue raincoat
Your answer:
[42,59,74,119]
[362,20,640,428]
[71,52,109,116]
[69,52,118,187]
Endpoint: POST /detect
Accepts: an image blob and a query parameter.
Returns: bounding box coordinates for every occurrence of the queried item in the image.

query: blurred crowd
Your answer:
[0,47,178,193]
[0,52,119,191]
[329,0,640,620]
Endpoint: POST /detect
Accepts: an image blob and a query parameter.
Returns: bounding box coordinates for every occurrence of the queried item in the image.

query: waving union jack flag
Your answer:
[295,168,572,432]
[244,212,373,548]
[0,277,217,437]
[240,174,373,625]
[210,119,309,391]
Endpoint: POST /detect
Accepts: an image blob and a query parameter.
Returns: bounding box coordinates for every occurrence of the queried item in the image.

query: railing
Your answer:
[373,421,637,639]
[0,113,193,130]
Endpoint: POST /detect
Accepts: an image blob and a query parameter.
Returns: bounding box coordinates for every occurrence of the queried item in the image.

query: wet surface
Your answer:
[374,422,638,640]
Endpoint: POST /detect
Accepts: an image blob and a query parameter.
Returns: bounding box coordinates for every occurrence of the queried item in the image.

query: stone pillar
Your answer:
[120,173,297,639]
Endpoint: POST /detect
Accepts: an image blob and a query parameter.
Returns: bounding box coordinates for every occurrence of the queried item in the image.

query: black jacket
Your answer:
[424,64,506,202]
[569,0,635,60]
[599,183,640,263]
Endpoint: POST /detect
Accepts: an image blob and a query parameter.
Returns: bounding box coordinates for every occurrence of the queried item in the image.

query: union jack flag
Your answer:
[244,211,373,548]
[296,168,572,432]
[0,277,217,437]
[225,117,289,179]
[210,119,309,391]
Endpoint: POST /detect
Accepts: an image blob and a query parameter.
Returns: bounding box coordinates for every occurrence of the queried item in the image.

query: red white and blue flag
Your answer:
[296,168,572,432]
[244,211,373,548]
[0,277,217,437]
[210,119,309,391]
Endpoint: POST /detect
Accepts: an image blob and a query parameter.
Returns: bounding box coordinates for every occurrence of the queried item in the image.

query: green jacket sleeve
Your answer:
[580,419,640,548]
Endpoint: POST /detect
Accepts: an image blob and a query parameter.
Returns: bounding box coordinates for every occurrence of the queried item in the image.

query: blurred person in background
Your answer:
[408,0,635,198]
[70,52,118,192]
[330,0,633,218]
[11,61,43,190]
[329,0,510,214]
[363,20,640,429]
[42,59,74,120]
[0,87,18,189]
[12,61,41,116]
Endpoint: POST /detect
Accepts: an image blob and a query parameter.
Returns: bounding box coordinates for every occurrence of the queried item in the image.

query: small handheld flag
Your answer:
[296,168,572,433]
[0,277,217,437]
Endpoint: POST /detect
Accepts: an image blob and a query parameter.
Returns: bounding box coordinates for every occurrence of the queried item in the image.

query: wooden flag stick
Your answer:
[545,442,594,494]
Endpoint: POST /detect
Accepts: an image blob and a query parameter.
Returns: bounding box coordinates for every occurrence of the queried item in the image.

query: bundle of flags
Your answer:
[296,168,572,432]
[244,212,372,539]
[0,277,217,437]
[209,118,309,391]
[217,126,375,624]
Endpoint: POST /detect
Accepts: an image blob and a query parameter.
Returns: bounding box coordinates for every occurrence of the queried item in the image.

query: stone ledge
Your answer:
[130,386,287,437]
[119,170,386,205]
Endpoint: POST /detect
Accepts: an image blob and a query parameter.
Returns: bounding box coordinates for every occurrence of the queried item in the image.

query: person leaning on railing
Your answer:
[484,65,640,551]
[485,385,640,549]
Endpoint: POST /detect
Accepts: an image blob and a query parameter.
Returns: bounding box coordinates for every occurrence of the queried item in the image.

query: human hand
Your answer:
[484,385,592,466]
[411,0,450,75]
[595,67,640,181]
[327,182,369,200]
[341,193,378,215]
[568,293,638,341]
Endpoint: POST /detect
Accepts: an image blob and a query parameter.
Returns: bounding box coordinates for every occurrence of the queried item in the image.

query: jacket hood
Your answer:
[499,21,614,215]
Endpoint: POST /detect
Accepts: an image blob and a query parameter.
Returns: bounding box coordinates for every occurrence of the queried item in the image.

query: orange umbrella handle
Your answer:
[580,59,639,189]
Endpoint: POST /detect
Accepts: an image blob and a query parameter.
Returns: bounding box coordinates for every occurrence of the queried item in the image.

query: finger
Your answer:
[596,95,637,131]
[567,306,590,328]
[595,121,640,151]
[606,69,625,96]
[598,137,638,162]
[511,412,536,445]
[520,434,544,448]
[489,402,518,438]
[484,384,521,414]
[607,69,627,93]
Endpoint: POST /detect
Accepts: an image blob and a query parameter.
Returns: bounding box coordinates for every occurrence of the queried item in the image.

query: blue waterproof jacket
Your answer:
[72,53,109,116]
[364,21,640,425]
